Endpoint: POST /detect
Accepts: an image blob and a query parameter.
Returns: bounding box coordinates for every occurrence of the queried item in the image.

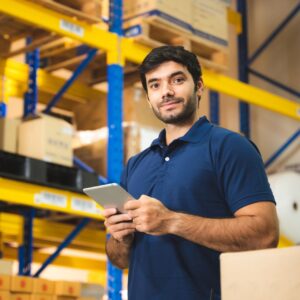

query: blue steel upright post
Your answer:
[18,208,35,276]
[24,37,39,117]
[0,102,6,118]
[19,37,39,276]
[237,0,250,137]
[107,0,124,299]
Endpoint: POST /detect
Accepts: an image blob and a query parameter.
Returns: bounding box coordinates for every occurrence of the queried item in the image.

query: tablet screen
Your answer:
[83,183,135,213]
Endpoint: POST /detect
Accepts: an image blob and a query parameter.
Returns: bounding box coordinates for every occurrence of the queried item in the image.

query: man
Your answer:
[103,46,279,299]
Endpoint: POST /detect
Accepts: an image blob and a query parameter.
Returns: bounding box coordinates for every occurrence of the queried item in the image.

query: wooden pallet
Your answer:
[27,0,105,24]
[0,13,50,57]
[127,16,228,72]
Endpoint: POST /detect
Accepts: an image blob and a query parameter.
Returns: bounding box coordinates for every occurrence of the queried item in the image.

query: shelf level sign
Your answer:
[34,191,67,208]
[71,197,102,215]
[60,19,84,37]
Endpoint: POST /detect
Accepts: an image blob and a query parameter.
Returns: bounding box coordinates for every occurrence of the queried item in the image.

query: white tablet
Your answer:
[83,183,135,213]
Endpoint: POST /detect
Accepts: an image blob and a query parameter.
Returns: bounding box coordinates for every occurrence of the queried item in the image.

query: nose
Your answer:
[162,82,175,98]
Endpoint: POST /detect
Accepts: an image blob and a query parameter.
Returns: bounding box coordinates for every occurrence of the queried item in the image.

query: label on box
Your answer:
[60,19,84,37]
[34,192,67,208]
[71,197,102,215]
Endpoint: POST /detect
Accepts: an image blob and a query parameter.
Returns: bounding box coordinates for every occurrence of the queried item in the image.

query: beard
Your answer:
[151,94,198,125]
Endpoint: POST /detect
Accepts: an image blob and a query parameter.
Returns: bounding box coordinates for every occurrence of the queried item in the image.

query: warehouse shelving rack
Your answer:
[236,0,300,170]
[0,0,299,299]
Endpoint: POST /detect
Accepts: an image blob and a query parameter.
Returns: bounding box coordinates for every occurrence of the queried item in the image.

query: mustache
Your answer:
[159,97,184,107]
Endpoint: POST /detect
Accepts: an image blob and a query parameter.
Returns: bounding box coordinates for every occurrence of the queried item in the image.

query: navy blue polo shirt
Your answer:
[121,116,275,300]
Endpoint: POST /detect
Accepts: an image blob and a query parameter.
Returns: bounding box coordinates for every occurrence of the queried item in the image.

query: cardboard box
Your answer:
[123,0,191,24]
[10,294,31,300]
[191,0,229,45]
[54,281,81,297]
[51,297,76,300]
[18,114,73,167]
[74,123,141,176]
[10,276,33,294]
[119,0,229,46]
[221,246,300,300]
[102,0,191,28]
[30,295,53,300]
[123,85,163,130]
[54,0,102,19]
[0,275,10,291]
[0,291,10,300]
[0,118,20,153]
[0,260,14,275]
[32,279,55,295]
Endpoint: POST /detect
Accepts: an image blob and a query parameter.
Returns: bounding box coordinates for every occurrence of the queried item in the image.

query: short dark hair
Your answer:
[139,45,202,93]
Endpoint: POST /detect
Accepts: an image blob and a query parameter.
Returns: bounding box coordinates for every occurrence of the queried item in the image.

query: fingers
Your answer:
[124,199,141,211]
[106,221,136,242]
[107,221,136,233]
[112,229,135,242]
[102,208,117,218]
[105,213,132,225]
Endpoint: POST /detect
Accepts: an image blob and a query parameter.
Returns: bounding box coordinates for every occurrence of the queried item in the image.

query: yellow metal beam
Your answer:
[0,0,118,53]
[0,178,105,219]
[204,69,300,121]
[0,58,106,106]
[0,0,298,120]
[0,213,106,252]
[278,235,295,248]
[3,246,106,272]
[88,270,107,286]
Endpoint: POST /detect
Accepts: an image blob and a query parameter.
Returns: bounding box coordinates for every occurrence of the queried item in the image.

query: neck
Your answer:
[165,114,198,145]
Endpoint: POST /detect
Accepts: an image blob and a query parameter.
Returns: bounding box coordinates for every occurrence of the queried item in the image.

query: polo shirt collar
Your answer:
[151,116,212,147]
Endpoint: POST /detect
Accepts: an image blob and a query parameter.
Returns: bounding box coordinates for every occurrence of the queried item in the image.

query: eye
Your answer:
[173,77,185,84]
[149,82,160,90]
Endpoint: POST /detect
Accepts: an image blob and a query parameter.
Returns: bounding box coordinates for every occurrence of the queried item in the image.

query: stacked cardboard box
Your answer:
[74,123,141,176]
[0,274,10,300]
[53,0,102,19]
[112,0,230,47]
[18,114,74,167]
[54,280,81,299]
[10,276,33,300]
[31,278,55,300]
[0,275,84,300]
[0,118,21,153]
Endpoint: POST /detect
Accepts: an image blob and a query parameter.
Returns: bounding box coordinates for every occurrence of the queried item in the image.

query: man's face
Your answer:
[145,61,202,124]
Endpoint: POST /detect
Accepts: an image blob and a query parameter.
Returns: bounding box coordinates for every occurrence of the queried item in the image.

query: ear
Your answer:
[196,79,204,97]
[196,79,204,107]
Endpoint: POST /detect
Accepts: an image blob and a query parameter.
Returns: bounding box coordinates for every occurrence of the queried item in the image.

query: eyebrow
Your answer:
[147,71,186,85]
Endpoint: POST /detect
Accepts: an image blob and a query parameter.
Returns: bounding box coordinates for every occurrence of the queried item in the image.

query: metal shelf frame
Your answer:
[0,0,299,298]
[0,0,299,119]
[106,0,123,298]
[237,0,300,168]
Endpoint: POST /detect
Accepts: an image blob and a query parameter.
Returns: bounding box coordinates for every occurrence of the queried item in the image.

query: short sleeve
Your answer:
[120,157,134,190]
[120,166,128,190]
[215,133,275,213]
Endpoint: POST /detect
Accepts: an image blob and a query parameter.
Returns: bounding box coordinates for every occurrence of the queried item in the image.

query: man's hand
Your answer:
[103,208,136,243]
[124,195,174,235]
